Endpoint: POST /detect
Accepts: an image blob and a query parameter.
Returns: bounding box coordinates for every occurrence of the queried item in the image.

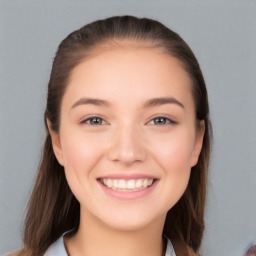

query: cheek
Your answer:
[162,140,192,187]
[60,130,104,175]
[59,131,106,204]
[149,130,195,206]
[151,129,195,172]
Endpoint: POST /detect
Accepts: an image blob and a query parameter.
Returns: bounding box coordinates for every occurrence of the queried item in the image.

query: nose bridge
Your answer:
[107,121,147,165]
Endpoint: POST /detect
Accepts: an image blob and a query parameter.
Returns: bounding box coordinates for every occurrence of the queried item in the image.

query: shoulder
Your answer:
[2,249,28,256]
[44,235,67,256]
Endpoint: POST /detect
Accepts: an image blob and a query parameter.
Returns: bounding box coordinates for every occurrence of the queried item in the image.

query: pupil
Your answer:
[92,118,101,124]
[155,118,165,125]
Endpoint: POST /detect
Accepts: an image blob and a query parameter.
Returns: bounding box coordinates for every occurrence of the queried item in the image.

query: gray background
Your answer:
[0,1,255,255]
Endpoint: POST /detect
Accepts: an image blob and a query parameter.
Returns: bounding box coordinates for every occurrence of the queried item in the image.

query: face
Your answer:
[49,45,204,231]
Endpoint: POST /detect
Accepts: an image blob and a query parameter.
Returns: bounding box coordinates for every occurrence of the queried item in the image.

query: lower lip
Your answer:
[97,180,159,200]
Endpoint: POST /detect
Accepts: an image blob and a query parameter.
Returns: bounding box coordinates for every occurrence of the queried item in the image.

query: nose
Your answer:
[107,124,147,166]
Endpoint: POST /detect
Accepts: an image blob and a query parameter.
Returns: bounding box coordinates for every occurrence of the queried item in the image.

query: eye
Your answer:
[81,116,107,125]
[148,116,177,126]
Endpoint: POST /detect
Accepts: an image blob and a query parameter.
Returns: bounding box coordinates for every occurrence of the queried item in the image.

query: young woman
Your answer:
[7,15,211,256]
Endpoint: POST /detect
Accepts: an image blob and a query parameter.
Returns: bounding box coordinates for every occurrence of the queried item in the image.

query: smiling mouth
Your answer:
[98,178,157,192]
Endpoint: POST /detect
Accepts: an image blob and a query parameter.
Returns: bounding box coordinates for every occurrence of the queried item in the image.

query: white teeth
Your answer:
[135,179,142,188]
[147,179,153,186]
[101,178,154,191]
[113,179,118,187]
[107,179,112,188]
[118,179,126,189]
[127,179,135,189]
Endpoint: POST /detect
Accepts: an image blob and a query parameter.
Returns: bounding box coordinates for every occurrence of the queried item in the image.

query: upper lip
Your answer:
[97,173,159,180]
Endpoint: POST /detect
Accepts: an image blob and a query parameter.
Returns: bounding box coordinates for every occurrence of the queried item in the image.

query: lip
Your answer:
[97,173,158,180]
[97,178,159,200]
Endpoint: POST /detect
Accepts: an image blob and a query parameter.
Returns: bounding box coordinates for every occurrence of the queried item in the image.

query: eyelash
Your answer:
[80,116,107,125]
[147,116,177,126]
[80,116,177,126]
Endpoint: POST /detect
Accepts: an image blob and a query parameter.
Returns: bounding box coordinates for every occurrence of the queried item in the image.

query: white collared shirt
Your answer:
[45,234,176,256]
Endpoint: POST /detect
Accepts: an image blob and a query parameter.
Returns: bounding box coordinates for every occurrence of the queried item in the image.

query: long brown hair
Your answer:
[23,15,212,256]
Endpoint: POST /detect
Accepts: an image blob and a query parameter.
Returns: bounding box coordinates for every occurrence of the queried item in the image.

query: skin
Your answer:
[48,44,205,256]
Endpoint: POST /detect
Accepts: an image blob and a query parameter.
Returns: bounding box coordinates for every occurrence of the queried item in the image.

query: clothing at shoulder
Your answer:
[45,234,176,256]
[3,236,200,256]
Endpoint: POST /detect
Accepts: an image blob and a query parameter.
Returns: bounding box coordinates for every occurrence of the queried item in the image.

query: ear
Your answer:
[190,120,205,167]
[47,119,64,166]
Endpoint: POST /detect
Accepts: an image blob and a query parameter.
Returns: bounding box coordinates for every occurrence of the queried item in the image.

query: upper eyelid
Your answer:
[80,115,108,124]
[146,114,177,123]
[79,115,177,125]
[147,116,177,125]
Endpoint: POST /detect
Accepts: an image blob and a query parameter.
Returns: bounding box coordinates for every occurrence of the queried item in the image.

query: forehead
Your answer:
[64,45,194,109]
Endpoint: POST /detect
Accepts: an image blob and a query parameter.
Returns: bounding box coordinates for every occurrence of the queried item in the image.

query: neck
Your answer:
[65,209,167,256]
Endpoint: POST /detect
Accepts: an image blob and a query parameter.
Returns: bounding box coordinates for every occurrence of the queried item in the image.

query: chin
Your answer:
[93,207,166,233]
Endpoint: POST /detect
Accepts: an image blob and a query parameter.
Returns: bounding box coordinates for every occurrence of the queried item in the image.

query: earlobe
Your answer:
[191,120,205,167]
[47,119,64,166]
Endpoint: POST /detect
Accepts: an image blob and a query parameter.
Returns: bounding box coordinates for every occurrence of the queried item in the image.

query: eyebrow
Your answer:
[71,98,111,109]
[71,96,184,110]
[143,97,185,109]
